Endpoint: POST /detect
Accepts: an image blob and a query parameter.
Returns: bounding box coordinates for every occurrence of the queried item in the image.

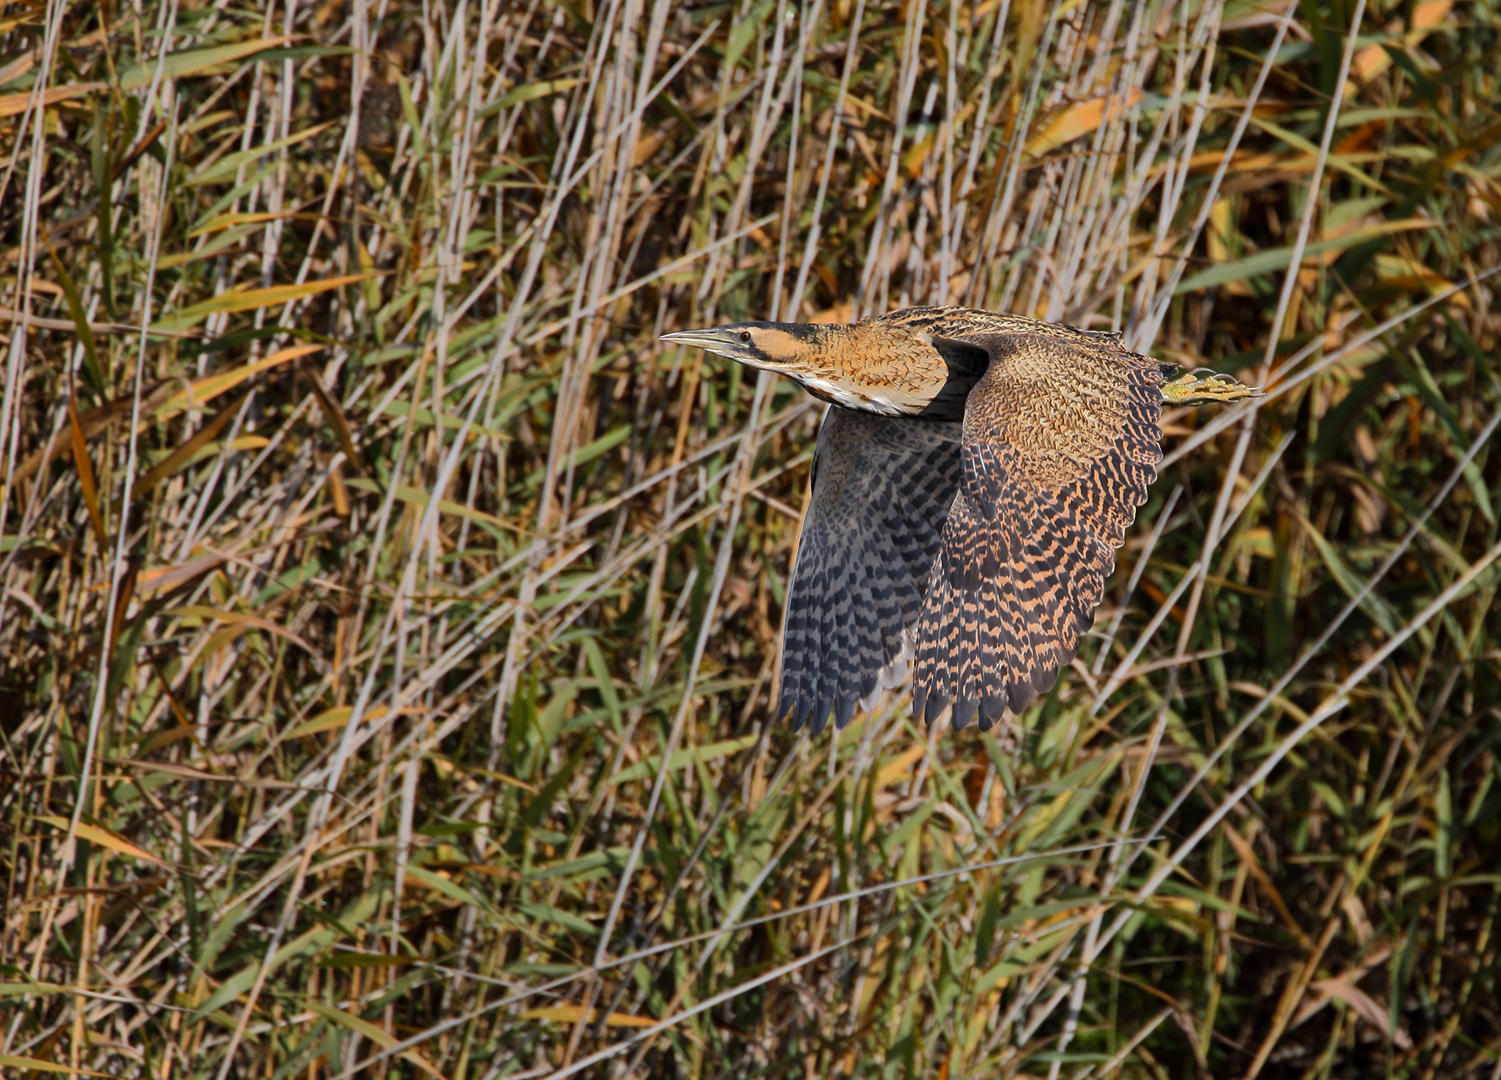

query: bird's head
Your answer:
[659,321,829,373]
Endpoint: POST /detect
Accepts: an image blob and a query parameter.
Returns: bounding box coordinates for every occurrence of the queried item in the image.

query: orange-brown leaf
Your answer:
[151,345,323,422]
[0,82,105,118]
[171,604,320,658]
[301,358,361,471]
[1026,88,1144,158]
[135,391,249,499]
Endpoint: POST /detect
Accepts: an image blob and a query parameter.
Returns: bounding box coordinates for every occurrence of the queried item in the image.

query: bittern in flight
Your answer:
[661,307,1259,735]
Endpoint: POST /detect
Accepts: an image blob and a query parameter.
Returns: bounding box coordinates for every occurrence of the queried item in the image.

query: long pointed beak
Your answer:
[659,327,755,363]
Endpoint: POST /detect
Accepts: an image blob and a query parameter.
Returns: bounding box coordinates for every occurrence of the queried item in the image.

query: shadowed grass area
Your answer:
[1,0,1499,1076]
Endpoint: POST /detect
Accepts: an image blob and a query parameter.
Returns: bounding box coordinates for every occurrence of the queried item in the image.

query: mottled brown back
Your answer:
[902,314,1165,730]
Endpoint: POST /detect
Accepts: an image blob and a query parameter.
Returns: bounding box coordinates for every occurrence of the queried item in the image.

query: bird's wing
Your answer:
[780,406,964,734]
[912,327,1164,730]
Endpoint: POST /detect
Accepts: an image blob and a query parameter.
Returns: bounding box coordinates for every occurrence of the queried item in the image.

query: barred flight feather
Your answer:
[777,407,962,735]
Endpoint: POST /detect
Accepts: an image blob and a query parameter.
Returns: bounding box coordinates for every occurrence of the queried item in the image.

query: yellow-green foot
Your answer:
[1161,367,1264,406]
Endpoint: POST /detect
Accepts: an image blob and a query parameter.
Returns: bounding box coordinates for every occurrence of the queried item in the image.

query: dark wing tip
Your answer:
[808,696,834,736]
[791,694,813,732]
[1005,679,1038,716]
[1030,663,1061,696]
[834,694,857,731]
[978,692,1008,731]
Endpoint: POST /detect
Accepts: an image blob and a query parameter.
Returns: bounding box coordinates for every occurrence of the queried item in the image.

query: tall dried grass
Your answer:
[2,0,1499,1076]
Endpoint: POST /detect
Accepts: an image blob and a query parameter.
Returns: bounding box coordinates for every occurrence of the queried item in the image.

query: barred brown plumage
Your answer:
[661,306,1261,736]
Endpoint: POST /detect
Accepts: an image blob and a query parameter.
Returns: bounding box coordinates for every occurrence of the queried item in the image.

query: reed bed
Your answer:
[2,0,1499,1076]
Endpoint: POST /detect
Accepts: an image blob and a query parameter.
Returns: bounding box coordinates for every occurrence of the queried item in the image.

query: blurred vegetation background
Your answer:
[1,0,1499,1076]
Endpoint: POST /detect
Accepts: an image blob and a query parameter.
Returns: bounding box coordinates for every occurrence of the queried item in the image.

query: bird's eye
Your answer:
[740,331,752,343]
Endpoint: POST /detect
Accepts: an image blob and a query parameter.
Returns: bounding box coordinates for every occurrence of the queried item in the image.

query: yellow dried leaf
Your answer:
[0,83,105,118]
[305,1003,446,1079]
[1150,895,1199,915]
[1373,253,1471,308]
[1353,1,1452,84]
[170,604,318,657]
[188,210,306,238]
[1026,88,1144,158]
[875,744,925,788]
[0,38,297,121]
[116,36,297,90]
[152,344,324,422]
[37,815,167,867]
[0,1053,111,1076]
[285,705,395,739]
[1034,904,1091,931]
[135,551,228,598]
[1208,196,1234,265]
[521,1004,657,1028]
[153,273,380,332]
